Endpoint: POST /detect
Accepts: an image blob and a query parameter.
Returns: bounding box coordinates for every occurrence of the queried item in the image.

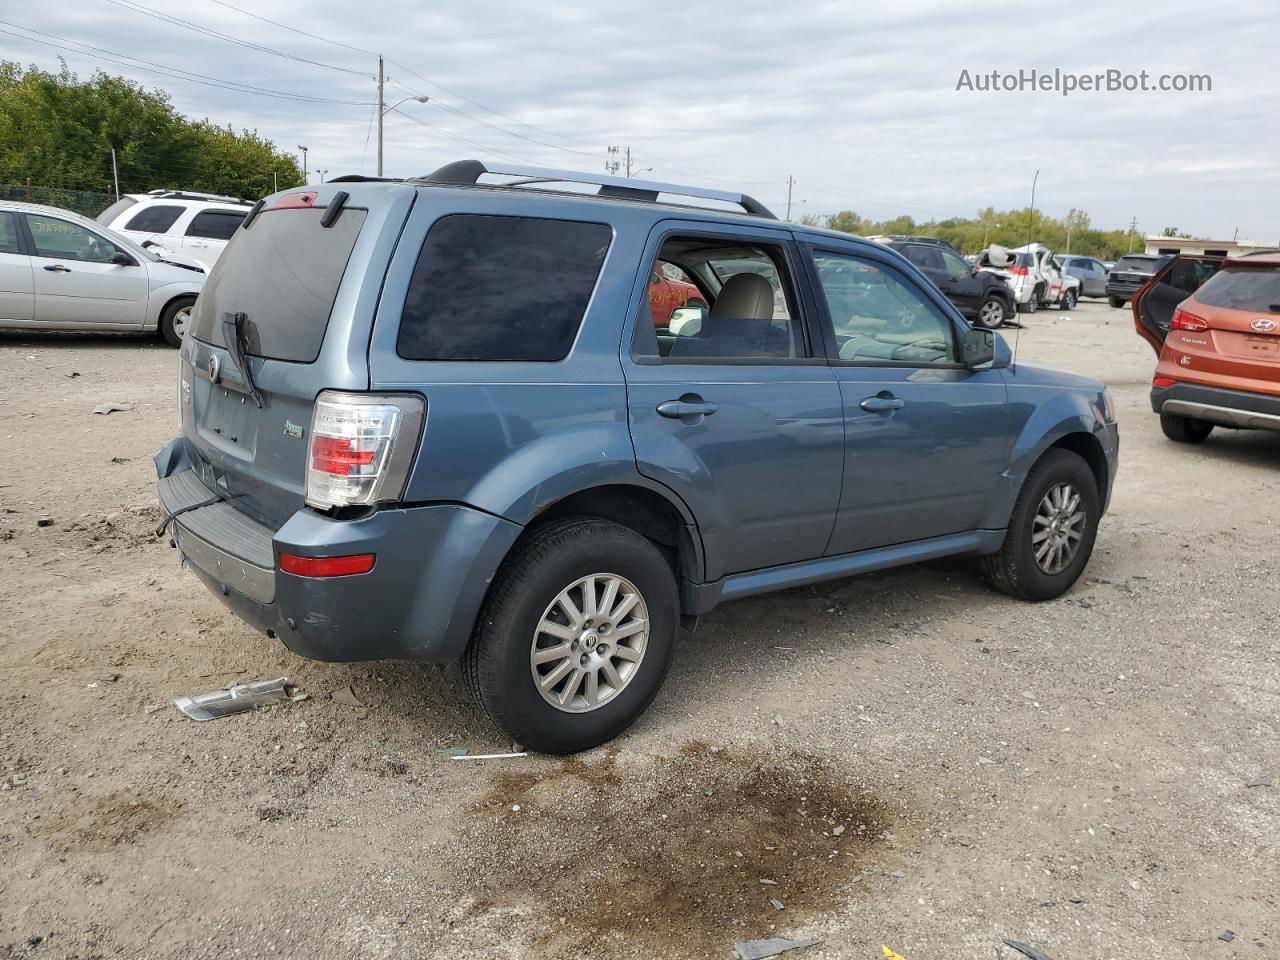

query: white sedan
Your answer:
[0,200,206,347]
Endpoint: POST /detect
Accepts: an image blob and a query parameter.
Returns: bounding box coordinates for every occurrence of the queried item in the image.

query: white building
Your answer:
[1145,235,1278,258]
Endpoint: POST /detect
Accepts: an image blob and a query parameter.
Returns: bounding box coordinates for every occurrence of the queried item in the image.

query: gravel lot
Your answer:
[1,299,1276,960]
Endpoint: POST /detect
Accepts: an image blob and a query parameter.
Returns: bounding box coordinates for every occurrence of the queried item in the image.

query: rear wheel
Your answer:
[1108,296,1126,308]
[159,297,196,348]
[462,518,679,754]
[975,295,1005,329]
[981,448,1100,601]
[1160,412,1214,443]
[1059,288,1078,311]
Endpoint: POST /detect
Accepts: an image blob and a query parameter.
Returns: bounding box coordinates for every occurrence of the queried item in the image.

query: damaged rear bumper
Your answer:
[155,437,522,663]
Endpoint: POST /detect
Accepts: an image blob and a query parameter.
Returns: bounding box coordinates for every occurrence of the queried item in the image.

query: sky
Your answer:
[4,0,1279,241]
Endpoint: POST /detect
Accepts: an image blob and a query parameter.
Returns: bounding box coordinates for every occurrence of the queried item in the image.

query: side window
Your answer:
[25,215,121,263]
[939,249,970,276]
[0,212,21,254]
[397,214,611,362]
[904,245,943,271]
[1168,259,1218,294]
[812,251,957,366]
[123,204,184,234]
[634,238,807,362]
[186,210,247,240]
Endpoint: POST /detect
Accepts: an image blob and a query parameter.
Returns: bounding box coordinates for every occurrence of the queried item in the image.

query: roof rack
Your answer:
[416,160,777,219]
[145,188,251,206]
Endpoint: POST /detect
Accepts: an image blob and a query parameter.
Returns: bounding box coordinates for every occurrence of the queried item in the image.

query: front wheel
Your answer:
[981,449,1100,601]
[158,297,196,348]
[1059,289,1077,311]
[462,518,679,754]
[1160,412,1214,443]
[975,295,1005,329]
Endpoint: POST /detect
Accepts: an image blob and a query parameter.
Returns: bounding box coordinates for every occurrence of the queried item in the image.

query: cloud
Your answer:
[4,0,1277,239]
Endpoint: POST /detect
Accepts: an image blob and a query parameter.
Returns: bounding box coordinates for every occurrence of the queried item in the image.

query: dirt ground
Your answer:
[1,300,1276,960]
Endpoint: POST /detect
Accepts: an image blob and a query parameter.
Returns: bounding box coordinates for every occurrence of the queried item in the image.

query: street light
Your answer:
[629,167,654,178]
[377,89,429,177]
[297,145,309,183]
[316,169,329,183]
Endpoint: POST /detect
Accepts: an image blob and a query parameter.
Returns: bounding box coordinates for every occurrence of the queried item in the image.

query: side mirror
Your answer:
[961,327,1010,369]
[110,251,137,266]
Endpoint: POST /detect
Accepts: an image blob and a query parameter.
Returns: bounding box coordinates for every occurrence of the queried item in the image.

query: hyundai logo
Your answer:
[1251,318,1277,332]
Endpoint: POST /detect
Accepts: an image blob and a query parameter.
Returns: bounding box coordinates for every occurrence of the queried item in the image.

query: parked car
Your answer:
[97,190,253,272]
[871,236,1014,328]
[154,161,1119,754]
[1142,251,1280,443]
[0,200,205,346]
[1059,255,1109,298]
[648,260,706,326]
[1132,254,1224,354]
[978,243,1080,313]
[1106,253,1163,308]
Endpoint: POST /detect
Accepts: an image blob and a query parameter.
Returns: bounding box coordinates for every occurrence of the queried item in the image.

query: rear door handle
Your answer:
[860,395,905,413]
[657,398,717,419]
[43,264,71,272]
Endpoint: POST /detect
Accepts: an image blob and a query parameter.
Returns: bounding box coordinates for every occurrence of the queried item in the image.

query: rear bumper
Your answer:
[1105,282,1143,300]
[155,437,522,662]
[1150,381,1280,431]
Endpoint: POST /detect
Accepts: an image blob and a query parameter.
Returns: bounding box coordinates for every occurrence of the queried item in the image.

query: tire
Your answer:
[462,518,680,754]
[159,297,196,348]
[975,294,1005,329]
[1160,412,1214,444]
[1108,296,1126,308]
[980,449,1100,602]
[1024,295,1039,314]
[1059,289,1077,311]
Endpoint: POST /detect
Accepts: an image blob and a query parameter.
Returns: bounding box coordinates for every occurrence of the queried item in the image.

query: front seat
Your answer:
[670,272,782,358]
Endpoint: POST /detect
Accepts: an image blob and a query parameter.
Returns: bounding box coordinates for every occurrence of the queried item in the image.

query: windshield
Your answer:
[191,206,366,363]
[1194,265,1280,313]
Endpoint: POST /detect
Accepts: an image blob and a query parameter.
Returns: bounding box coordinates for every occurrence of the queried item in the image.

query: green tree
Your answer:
[0,61,303,203]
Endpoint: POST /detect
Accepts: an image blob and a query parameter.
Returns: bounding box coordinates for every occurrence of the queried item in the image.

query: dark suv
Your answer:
[873,236,1014,328]
[156,161,1119,753]
[1106,253,1164,307]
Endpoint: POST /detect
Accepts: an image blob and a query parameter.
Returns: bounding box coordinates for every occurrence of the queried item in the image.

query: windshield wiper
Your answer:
[220,311,264,408]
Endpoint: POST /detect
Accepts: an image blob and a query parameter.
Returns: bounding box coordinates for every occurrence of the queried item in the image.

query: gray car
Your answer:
[1059,255,1109,297]
[156,160,1119,753]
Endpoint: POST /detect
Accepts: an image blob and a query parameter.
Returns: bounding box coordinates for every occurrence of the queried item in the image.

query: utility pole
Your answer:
[272,170,278,194]
[298,145,309,183]
[376,55,385,177]
[606,145,621,176]
[785,176,794,221]
[110,146,120,200]
[624,147,633,177]
[1127,215,1138,252]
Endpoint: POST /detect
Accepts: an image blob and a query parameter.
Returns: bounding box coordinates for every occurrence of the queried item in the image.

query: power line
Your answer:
[102,0,373,78]
[0,23,372,105]
[206,0,377,57]
[392,110,536,166]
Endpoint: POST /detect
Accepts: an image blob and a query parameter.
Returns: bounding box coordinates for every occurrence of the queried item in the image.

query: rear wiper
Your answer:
[220,311,264,408]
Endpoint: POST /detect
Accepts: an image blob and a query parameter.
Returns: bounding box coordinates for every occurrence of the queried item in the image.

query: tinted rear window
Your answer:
[191,207,366,363]
[1194,266,1280,312]
[124,204,184,234]
[397,214,611,362]
[1114,256,1159,273]
[187,209,246,240]
[96,197,137,225]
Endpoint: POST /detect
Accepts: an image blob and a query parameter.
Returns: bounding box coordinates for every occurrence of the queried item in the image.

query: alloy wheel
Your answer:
[1032,482,1087,575]
[172,306,192,340]
[529,573,649,713]
[978,299,1003,328]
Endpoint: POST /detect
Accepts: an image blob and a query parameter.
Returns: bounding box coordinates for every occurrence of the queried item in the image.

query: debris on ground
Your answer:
[92,402,132,415]
[1219,930,1236,942]
[330,684,363,707]
[173,677,296,721]
[449,751,528,761]
[36,517,53,527]
[882,947,908,960]
[732,936,822,960]
[1245,776,1271,788]
[1002,940,1055,960]
[768,898,785,911]
[436,747,469,757]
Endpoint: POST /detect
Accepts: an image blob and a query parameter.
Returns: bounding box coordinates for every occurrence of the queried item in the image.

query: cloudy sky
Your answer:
[4,0,1278,240]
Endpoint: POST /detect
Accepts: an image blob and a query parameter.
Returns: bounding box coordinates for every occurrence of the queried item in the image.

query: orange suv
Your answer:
[1139,251,1280,443]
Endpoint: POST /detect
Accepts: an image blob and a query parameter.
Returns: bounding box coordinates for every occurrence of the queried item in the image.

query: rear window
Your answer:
[1194,266,1280,312]
[96,196,137,225]
[191,206,367,363]
[124,204,184,234]
[397,214,611,362]
[1114,256,1159,273]
[186,209,247,240]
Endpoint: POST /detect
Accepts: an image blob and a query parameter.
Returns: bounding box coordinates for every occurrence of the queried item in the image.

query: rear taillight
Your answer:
[1169,307,1209,332]
[1008,265,1029,276]
[1153,377,1177,388]
[304,391,424,510]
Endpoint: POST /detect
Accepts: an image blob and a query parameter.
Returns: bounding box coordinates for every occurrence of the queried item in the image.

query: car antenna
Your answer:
[1012,168,1039,373]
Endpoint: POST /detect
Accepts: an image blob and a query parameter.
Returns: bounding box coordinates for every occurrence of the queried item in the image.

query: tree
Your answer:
[0,61,303,201]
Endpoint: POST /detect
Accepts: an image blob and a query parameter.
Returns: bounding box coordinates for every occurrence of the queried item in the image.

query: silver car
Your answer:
[0,201,206,347]
[1059,255,1109,298]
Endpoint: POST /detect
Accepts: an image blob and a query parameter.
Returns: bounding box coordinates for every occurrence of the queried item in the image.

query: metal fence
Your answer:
[0,184,116,219]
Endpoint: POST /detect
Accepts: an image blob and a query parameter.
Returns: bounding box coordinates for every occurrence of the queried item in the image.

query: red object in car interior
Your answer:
[279,553,376,577]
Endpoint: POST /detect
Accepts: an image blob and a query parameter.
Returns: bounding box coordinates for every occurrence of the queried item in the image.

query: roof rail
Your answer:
[145,188,251,206]
[416,159,777,219]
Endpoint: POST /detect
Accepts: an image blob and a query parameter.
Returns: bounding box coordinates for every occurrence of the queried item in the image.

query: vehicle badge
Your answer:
[207,354,221,383]
[1251,318,1277,332]
[283,420,304,439]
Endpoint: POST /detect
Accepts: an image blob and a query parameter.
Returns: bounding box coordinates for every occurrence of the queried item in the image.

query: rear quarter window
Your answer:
[187,209,247,240]
[396,214,611,362]
[124,204,185,234]
[1194,266,1280,312]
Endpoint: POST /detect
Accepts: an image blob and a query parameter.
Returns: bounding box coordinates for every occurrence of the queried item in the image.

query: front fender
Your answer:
[146,281,204,331]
